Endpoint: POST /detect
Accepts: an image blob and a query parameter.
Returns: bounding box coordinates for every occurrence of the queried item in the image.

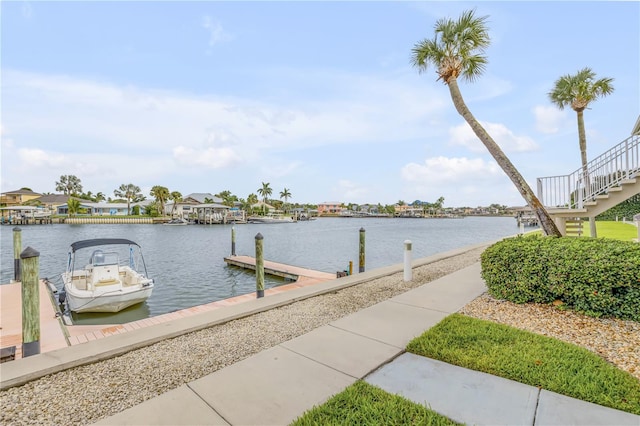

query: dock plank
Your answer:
[224,255,335,281]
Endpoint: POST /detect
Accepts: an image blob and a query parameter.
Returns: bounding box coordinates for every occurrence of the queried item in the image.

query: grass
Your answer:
[589,220,638,240]
[406,314,640,415]
[291,381,460,426]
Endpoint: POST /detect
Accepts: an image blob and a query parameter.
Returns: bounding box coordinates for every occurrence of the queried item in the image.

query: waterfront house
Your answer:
[317,202,343,216]
[0,189,42,206]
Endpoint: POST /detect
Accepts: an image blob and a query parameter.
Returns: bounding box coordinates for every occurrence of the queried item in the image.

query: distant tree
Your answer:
[548,67,614,238]
[411,9,561,236]
[67,197,81,217]
[204,197,214,204]
[131,205,141,215]
[170,191,183,216]
[94,192,105,203]
[246,193,259,212]
[56,175,83,196]
[114,183,142,215]
[397,200,405,206]
[257,182,272,214]
[280,188,292,212]
[150,185,170,217]
[20,187,33,192]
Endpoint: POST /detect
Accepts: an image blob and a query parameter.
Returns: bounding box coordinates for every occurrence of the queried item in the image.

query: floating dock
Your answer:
[223,255,336,284]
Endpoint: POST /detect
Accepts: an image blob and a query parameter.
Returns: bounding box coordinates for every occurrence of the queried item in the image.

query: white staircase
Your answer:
[537,134,640,236]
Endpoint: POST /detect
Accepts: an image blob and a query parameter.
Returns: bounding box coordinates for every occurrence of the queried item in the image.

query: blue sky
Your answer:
[1,1,638,207]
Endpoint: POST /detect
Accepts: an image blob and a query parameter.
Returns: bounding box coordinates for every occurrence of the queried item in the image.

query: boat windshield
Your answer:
[90,250,118,266]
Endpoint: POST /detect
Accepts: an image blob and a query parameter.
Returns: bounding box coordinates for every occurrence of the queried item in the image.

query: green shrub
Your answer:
[480,235,640,321]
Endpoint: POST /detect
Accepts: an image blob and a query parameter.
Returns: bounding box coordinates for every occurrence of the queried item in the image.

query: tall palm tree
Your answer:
[170,191,183,217]
[114,183,142,215]
[150,185,170,217]
[94,192,105,203]
[257,182,272,214]
[548,67,614,238]
[411,9,561,236]
[246,193,259,214]
[280,188,292,212]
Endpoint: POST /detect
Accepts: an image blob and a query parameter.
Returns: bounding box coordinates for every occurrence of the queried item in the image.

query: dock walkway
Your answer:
[224,255,336,284]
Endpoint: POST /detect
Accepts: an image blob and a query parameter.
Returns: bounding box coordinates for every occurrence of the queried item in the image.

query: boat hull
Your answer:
[64,284,153,313]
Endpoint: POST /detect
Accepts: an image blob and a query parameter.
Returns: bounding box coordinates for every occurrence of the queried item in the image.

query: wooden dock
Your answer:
[0,259,336,362]
[223,255,335,284]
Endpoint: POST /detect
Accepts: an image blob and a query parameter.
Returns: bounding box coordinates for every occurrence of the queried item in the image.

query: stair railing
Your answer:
[537,134,639,209]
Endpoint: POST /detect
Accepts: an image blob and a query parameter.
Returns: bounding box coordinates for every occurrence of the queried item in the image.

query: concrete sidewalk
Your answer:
[93,263,640,425]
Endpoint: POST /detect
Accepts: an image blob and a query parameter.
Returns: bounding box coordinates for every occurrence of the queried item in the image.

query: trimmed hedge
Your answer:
[480,235,640,321]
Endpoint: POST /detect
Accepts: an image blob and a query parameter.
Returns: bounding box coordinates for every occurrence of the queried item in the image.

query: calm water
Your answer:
[0,216,521,324]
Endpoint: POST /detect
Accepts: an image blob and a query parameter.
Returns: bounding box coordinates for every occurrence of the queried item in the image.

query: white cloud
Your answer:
[334,180,370,201]
[18,148,69,168]
[202,16,233,48]
[533,105,566,134]
[401,156,501,184]
[449,121,539,153]
[173,146,243,169]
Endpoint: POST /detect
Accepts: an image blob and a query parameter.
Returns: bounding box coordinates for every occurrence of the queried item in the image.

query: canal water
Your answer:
[0,216,522,324]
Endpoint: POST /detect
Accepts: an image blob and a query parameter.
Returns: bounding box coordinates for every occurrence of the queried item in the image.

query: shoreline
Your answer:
[1,242,638,425]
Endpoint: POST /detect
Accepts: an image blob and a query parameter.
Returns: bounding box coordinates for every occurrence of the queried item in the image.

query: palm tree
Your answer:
[257,182,272,215]
[67,197,81,217]
[94,192,105,203]
[246,193,259,214]
[150,185,170,217]
[280,188,292,212]
[169,191,183,217]
[411,9,561,236]
[548,67,614,238]
[114,183,142,215]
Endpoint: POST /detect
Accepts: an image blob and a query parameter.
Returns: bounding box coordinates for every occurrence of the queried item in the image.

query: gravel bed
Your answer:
[1,246,638,425]
[460,293,640,381]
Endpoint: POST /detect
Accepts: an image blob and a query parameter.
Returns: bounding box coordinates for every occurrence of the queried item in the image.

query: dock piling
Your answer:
[255,233,264,298]
[20,246,40,357]
[404,240,412,282]
[359,227,365,273]
[13,227,22,282]
[231,226,236,256]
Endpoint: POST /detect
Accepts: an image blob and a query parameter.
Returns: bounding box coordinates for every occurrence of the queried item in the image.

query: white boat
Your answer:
[247,213,295,224]
[62,238,154,313]
[163,218,189,225]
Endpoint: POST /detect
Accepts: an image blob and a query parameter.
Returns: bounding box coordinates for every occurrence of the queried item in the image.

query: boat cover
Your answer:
[70,238,140,252]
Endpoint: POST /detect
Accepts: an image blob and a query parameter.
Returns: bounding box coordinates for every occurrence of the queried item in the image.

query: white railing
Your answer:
[537,134,639,209]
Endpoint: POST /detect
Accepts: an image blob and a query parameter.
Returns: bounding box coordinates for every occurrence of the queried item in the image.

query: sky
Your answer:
[1,1,638,208]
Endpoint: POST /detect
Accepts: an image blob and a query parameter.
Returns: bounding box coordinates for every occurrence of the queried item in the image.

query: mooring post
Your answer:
[359,227,365,273]
[255,233,264,298]
[20,246,40,357]
[231,226,236,256]
[519,221,525,235]
[404,240,412,282]
[13,227,22,282]
[349,260,353,275]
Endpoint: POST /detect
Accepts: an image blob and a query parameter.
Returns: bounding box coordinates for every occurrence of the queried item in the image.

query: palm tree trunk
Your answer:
[447,79,562,236]
[576,110,597,237]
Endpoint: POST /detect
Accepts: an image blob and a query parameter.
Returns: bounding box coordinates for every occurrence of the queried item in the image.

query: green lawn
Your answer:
[291,381,460,426]
[407,314,640,415]
[590,220,638,240]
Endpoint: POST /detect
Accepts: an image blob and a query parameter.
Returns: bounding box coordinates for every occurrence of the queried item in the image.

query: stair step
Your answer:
[595,194,610,200]
[584,201,598,207]
[620,178,637,185]
[608,187,622,192]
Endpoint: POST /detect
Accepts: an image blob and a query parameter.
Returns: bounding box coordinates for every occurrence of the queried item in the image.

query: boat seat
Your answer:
[90,265,120,285]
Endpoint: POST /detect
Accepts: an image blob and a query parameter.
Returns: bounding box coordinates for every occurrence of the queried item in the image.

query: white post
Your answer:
[403,240,412,282]
[519,222,525,235]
